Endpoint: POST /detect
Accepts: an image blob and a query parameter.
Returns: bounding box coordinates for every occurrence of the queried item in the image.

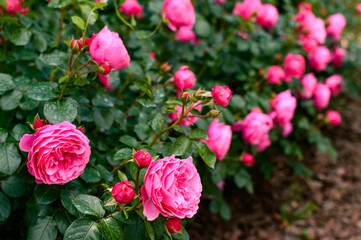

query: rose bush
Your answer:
[0,0,360,239]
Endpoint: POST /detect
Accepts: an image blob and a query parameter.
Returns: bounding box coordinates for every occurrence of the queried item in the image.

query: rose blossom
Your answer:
[313,83,331,110]
[111,181,135,204]
[162,0,195,31]
[232,0,262,20]
[267,66,285,84]
[326,13,346,40]
[326,110,341,126]
[119,0,143,18]
[168,102,202,127]
[284,53,305,79]
[211,85,233,107]
[33,119,47,130]
[97,73,113,92]
[256,4,279,28]
[270,90,297,127]
[174,66,196,90]
[358,4,361,16]
[331,47,346,67]
[19,121,91,185]
[134,150,152,168]
[256,134,271,152]
[300,73,317,98]
[325,74,343,96]
[282,122,293,137]
[202,119,232,160]
[308,46,331,72]
[5,0,29,15]
[89,26,130,71]
[140,155,202,221]
[175,27,197,44]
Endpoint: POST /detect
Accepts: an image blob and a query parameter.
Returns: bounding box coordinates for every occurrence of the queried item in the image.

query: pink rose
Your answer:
[267,66,285,84]
[313,83,331,110]
[256,4,279,28]
[119,0,143,18]
[174,66,196,90]
[19,122,91,185]
[300,73,317,98]
[166,218,182,233]
[358,4,361,16]
[97,73,114,92]
[5,0,29,15]
[134,150,152,168]
[242,153,255,166]
[256,134,271,152]
[284,53,305,79]
[237,31,250,39]
[111,181,135,204]
[270,90,297,126]
[325,74,343,96]
[140,155,202,221]
[175,27,197,44]
[300,36,318,52]
[331,47,346,67]
[211,85,233,107]
[202,119,232,160]
[215,0,226,4]
[326,110,341,126]
[308,46,331,72]
[233,0,262,20]
[89,26,130,71]
[241,108,273,146]
[33,119,47,130]
[327,13,346,40]
[282,122,293,137]
[162,0,195,31]
[168,102,202,127]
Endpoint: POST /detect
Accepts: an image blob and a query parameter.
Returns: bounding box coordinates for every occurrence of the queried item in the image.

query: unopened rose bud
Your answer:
[77,127,85,134]
[325,110,341,126]
[242,153,255,166]
[70,39,82,52]
[161,62,170,72]
[174,66,195,90]
[208,109,220,118]
[166,218,182,234]
[33,119,47,130]
[134,150,152,168]
[111,180,135,204]
[98,64,111,75]
[211,85,233,107]
[181,92,191,103]
[148,52,156,59]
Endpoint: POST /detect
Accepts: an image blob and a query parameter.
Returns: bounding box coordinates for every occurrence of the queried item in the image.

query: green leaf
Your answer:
[44,98,78,124]
[27,216,58,240]
[172,227,189,240]
[117,171,128,181]
[26,82,57,101]
[194,19,211,38]
[0,192,11,221]
[93,108,114,131]
[1,90,23,110]
[172,136,191,156]
[234,169,251,189]
[190,128,208,141]
[93,2,107,10]
[0,144,21,175]
[144,221,155,240]
[123,214,146,240]
[12,124,30,141]
[71,16,85,30]
[48,0,73,8]
[196,142,216,169]
[119,135,139,148]
[35,35,47,52]
[64,218,101,240]
[61,190,84,218]
[10,28,32,46]
[220,201,231,220]
[0,73,15,94]
[71,194,105,218]
[14,76,32,91]
[99,217,124,240]
[114,148,133,161]
[0,128,8,142]
[165,99,183,106]
[151,113,165,133]
[80,167,101,183]
[1,176,26,198]
[39,50,67,66]
[34,185,62,205]
[55,210,74,235]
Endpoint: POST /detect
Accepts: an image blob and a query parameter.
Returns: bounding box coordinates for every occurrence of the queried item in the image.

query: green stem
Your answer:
[77,69,98,77]
[113,0,135,31]
[111,159,130,173]
[135,168,140,194]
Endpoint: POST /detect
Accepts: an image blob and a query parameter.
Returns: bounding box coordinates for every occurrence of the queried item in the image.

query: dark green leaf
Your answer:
[99,217,124,240]
[10,28,32,46]
[190,128,208,140]
[0,192,11,221]
[48,0,72,8]
[0,128,8,142]
[196,142,216,169]
[144,221,155,240]
[35,35,47,52]
[172,136,191,156]
[34,185,62,205]
[0,73,15,94]
[27,216,58,240]
[80,167,101,183]
[114,148,133,161]
[93,108,114,131]
[39,50,67,66]
[123,213,146,240]
[0,144,21,175]
[71,194,105,218]
[55,210,74,235]
[220,201,231,220]
[119,135,139,148]
[64,218,101,240]
[44,98,78,124]
[26,82,57,101]
[1,90,23,110]
[12,124,30,141]
[1,176,26,197]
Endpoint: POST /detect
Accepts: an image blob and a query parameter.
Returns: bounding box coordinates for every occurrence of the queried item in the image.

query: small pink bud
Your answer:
[33,119,47,130]
[148,52,156,59]
[77,127,85,134]
[111,181,135,204]
[161,62,170,72]
[325,110,341,126]
[70,39,82,52]
[134,150,152,168]
[99,64,111,75]
[242,153,255,166]
[181,92,191,103]
[211,85,233,106]
[166,218,182,233]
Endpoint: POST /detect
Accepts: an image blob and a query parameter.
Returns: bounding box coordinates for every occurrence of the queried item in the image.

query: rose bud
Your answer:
[326,110,341,126]
[161,62,171,72]
[162,0,195,31]
[134,150,152,168]
[84,38,92,47]
[33,119,47,130]
[98,64,111,75]
[174,66,196,90]
[70,39,83,52]
[111,180,135,204]
[313,83,331,110]
[148,52,156,59]
[77,127,85,134]
[242,153,255,166]
[232,0,262,20]
[283,53,305,79]
[256,4,279,28]
[211,85,233,107]
[166,218,182,233]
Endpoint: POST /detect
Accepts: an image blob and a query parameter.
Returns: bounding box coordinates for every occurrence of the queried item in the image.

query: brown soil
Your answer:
[188,100,361,240]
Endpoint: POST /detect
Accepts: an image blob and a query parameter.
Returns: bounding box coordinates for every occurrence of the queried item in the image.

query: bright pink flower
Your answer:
[284,53,305,79]
[271,90,297,126]
[256,134,271,152]
[119,0,143,18]
[166,218,182,233]
[5,0,29,15]
[282,122,293,137]
[89,26,130,71]
[211,86,233,106]
[134,150,152,168]
[331,47,346,67]
[97,73,114,92]
[148,52,156,59]
[300,73,317,99]
[162,0,195,31]
[237,31,250,39]
[300,36,318,52]
[326,110,341,126]
[358,4,361,16]
[217,180,225,190]
[111,181,135,204]
[202,119,232,160]
[232,0,262,20]
[174,66,196,90]
[140,155,202,221]
[308,46,331,72]
[267,66,285,84]
[33,119,47,130]
[313,83,331,110]
[215,0,226,4]
[241,108,273,146]
[325,74,343,96]
[168,102,202,127]
[175,27,197,44]
[256,4,279,28]
[327,13,346,40]
[19,122,91,185]
[242,153,255,166]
